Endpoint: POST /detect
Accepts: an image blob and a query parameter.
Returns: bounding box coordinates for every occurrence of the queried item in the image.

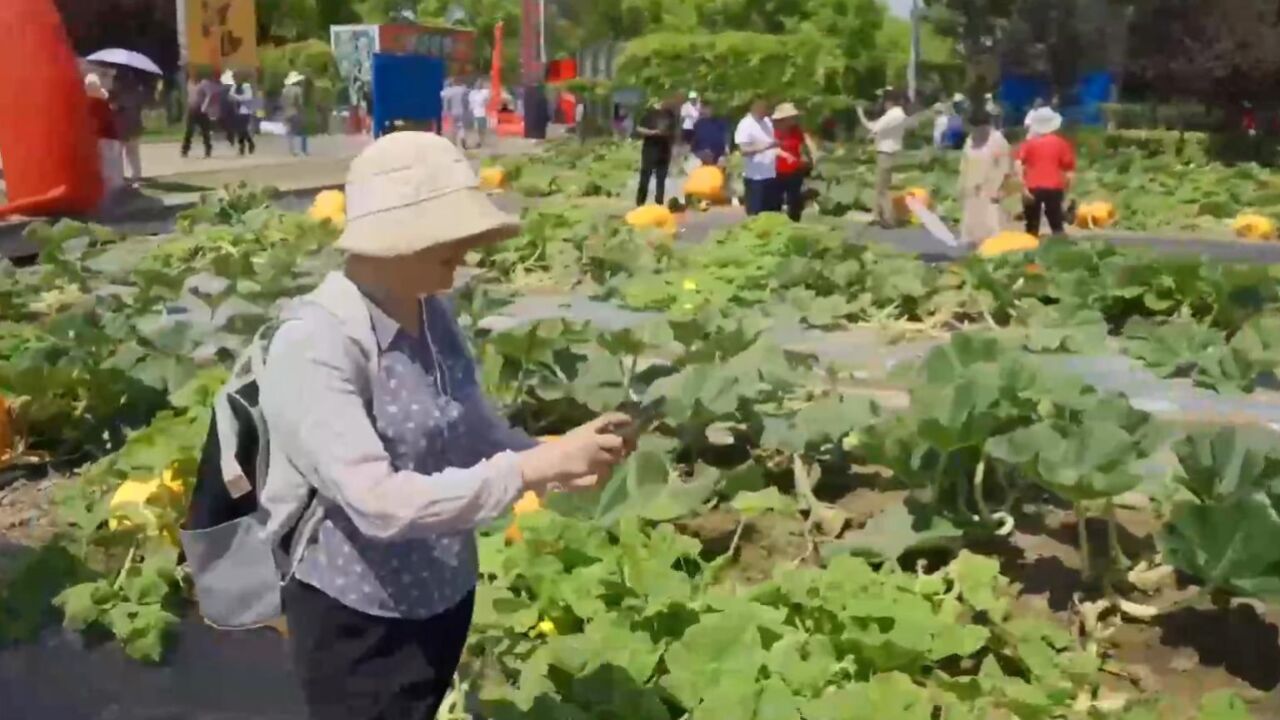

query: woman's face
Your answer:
[398,242,469,296]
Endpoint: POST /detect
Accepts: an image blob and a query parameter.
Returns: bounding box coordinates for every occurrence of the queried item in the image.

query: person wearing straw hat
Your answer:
[772,102,817,221]
[260,132,634,720]
[1016,107,1075,236]
[281,71,309,156]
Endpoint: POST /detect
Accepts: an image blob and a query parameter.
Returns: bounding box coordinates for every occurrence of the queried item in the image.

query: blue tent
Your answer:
[998,72,1113,128]
[371,53,445,138]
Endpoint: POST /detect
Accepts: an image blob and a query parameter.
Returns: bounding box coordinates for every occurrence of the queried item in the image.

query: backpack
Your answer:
[179,322,322,630]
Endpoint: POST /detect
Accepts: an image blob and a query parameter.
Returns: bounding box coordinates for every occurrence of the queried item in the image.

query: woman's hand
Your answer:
[517,414,633,492]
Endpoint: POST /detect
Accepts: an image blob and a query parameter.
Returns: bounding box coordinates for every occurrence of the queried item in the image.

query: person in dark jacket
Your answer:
[690,100,728,167]
[634,92,681,206]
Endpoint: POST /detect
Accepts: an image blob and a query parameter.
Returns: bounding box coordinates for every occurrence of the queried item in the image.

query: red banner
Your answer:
[378,22,476,77]
[489,21,503,116]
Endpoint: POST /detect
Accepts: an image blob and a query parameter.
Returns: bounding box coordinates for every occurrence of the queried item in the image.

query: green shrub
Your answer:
[1101,102,1224,132]
[615,31,850,118]
[260,40,340,133]
[1101,129,1210,165]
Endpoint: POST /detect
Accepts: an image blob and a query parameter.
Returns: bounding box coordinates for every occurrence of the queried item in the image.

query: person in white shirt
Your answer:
[857,90,931,227]
[468,81,491,147]
[985,92,1004,130]
[677,91,701,168]
[733,98,781,216]
[680,92,701,145]
[440,80,469,148]
[932,103,951,149]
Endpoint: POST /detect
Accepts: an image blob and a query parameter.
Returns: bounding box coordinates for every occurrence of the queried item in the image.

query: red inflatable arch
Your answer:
[0,0,103,219]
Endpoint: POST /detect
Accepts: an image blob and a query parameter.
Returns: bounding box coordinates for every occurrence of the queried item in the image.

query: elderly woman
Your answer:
[771,102,818,221]
[261,132,632,719]
[958,108,1012,246]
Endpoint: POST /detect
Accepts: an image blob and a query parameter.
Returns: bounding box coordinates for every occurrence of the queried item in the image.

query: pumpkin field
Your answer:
[2,139,1280,720]
[494,136,1280,241]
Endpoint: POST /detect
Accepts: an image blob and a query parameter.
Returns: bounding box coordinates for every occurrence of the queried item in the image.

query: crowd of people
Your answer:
[440,78,495,150]
[80,61,320,208]
[181,69,272,159]
[623,87,1077,240]
[440,78,525,150]
[630,93,818,220]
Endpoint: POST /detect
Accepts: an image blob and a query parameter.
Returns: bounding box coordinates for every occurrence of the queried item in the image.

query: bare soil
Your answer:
[1008,508,1280,718]
[684,484,1280,718]
[0,472,62,584]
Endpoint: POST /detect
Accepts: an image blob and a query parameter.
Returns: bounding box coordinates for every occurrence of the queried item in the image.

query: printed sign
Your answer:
[379,23,476,77]
[331,24,378,109]
[185,0,258,70]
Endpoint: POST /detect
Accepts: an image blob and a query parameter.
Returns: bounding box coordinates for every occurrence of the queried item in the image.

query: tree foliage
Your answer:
[1125,0,1280,102]
[597,0,892,106]
[257,0,322,43]
[877,14,963,98]
[615,31,849,114]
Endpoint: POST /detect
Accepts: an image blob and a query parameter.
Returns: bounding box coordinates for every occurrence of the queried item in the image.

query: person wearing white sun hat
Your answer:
[260,132,634,720]
[1016,107,1074,236]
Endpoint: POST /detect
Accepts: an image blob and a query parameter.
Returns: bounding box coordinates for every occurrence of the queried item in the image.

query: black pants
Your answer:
[637,152,670,206]
[182,110,212,158]
[234,115,256,155]
[1024,188,1066,235]
[777,173,806,221]
[744,177,781,216]
[283,579,474,720]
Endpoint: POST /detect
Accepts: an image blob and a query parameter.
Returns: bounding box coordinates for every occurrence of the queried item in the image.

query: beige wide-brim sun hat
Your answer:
[335,131,520,258]
[772,102,801,120]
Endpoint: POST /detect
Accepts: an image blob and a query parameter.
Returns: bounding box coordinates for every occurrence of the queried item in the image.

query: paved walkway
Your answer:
[0,132,549,260]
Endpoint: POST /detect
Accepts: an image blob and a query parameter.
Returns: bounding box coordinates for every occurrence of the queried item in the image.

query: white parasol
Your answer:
[85,48,163,76]
[905,195,959,247]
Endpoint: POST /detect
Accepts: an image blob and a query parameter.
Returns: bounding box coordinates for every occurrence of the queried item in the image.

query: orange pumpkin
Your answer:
[893,187,931,224]
[504,490,543,543]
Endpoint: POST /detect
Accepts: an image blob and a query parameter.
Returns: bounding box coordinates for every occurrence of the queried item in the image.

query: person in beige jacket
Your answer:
[958,108,1013,246]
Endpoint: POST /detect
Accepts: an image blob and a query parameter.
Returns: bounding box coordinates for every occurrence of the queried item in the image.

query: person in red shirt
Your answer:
[1016,108,1075,235]
[772,102,816,221]
[84,74,118,142]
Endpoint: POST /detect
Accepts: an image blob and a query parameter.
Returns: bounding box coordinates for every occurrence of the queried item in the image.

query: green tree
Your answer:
[416,0,523,80]
[876,14,963,98]
[615,31,848,114]
[318,0,362,28]
[257,0,321,43]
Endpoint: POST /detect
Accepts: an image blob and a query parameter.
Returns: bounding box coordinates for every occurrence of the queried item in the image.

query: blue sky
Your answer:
[884,0,913,18]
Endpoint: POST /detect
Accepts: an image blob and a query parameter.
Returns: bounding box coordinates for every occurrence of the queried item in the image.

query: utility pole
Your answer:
[538,0,547,66]
[908,0,921,103]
